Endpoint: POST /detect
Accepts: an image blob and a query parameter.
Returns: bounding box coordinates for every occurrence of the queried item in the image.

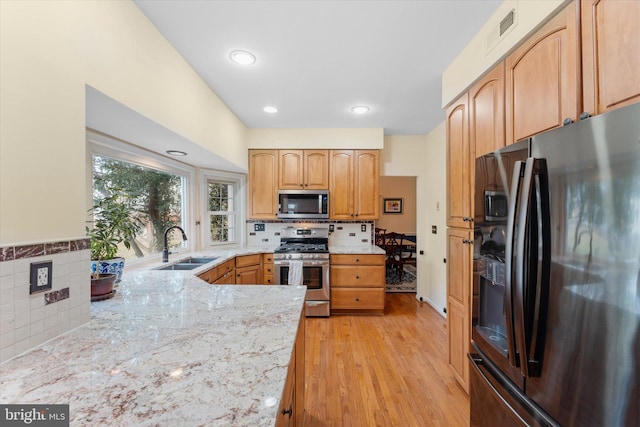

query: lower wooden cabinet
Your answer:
[330,254,385,315]
[447,228,473,393]
[276,309,305,427]
[198,258,235,284]
[235,254,263,284]
[263,253,275,285]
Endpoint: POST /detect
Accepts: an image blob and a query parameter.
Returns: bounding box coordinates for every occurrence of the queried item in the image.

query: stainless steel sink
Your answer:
[179,257,218,264]
[156,263,203,271]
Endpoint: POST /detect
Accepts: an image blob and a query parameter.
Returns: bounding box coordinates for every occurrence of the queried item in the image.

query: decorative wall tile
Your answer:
[14,244,45,259]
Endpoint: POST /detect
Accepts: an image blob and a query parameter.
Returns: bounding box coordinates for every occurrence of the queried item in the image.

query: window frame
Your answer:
[200,169,246,248]
[87,130,197,265]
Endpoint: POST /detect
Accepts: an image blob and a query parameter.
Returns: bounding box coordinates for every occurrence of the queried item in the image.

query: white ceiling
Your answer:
[134,0,502,136]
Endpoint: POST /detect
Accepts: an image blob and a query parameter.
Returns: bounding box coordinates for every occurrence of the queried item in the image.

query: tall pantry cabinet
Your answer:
[446,62,505,392]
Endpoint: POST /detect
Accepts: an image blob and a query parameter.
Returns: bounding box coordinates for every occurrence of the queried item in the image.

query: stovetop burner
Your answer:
[275,226,330,257]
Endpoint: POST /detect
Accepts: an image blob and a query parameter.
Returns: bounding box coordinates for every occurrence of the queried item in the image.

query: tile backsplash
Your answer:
[0,239,91,363]
[246,221,374,247]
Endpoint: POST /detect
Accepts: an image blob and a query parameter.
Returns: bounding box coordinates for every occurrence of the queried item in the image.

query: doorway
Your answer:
[378,176,417,293]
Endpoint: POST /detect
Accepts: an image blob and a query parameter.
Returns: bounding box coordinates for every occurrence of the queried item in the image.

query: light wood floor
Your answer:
[303,293,469,427]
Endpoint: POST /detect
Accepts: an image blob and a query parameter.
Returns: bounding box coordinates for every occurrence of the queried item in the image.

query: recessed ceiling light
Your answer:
[263,106,278,113]
[166,150,187,156]
[351,105,370,114]
[229,50,256,65]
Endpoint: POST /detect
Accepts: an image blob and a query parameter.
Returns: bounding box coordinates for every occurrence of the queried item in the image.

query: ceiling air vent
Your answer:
[485,8,517,55]
[500,10,515,36]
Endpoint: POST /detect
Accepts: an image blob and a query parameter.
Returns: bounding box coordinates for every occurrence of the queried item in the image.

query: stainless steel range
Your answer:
[274,226,330,317]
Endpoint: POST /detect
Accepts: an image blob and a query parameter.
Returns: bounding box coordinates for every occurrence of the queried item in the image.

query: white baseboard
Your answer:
[415,294,446,318]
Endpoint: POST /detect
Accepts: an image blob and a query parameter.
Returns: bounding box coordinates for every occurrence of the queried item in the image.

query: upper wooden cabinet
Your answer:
[446,93,473,229]
[470,62,505,157]
[581,0,640,115]
[279,149,329,190]
[249,150,279,219]
[329,150,379,220]
[505,2,579,144]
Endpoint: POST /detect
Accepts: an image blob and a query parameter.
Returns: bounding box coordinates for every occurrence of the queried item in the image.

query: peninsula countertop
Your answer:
[0,271,306,426]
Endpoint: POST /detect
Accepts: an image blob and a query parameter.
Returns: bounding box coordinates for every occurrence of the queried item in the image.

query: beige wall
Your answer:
[419,123,448,313]
[247,128,384,149]
[0,0,247,245]
[377,177,416,235]
[381,133,446,313]
[442,0,568,107]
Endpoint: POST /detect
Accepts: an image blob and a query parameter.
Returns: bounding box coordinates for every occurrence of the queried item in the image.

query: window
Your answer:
[89,132,193,261]
[206,178,239,245]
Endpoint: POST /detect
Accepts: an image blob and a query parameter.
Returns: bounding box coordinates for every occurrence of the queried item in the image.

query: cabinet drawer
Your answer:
[218,259,235,274]
[262,253,274,264]
[331,265,384,288]
[198,267,218,284]
[330,254,384,266]
[236,253,262,268]
[331,288,384,310]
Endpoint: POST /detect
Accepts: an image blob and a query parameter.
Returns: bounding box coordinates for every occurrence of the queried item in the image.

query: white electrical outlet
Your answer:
[30,261,52,294]
[37,267,49,286]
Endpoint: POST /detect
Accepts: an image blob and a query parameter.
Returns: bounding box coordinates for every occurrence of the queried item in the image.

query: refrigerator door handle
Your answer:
[514,158,536,377]
[527,159,551,377]
[505,160,525,369]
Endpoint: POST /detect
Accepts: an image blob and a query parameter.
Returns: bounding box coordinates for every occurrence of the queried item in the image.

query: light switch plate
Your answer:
[30,261,52,294]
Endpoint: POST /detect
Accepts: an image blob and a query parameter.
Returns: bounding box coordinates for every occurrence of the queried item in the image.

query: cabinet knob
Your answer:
[355,297,360,302]
[282,407,292,416]
[579,111,592,121]
[355,258,360,262]
[355,275,360,279]
[563,117,574,126]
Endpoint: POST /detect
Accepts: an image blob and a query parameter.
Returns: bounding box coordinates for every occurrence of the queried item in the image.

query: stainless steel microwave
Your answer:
[277,190,329,219]
[484,190,508,222]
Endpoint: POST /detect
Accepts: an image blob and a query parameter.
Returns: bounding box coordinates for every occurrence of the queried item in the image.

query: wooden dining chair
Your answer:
[385,232,412,281]
[374,228,386,248]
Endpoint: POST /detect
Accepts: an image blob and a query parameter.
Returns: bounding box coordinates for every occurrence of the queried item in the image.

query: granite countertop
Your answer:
[329,245,386,255]
[0,270,306,426]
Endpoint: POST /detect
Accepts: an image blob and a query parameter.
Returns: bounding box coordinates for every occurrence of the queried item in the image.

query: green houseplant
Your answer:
[87,188,141,295]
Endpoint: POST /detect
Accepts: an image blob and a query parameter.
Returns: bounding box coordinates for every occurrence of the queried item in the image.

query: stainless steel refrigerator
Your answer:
[470,102,640,427]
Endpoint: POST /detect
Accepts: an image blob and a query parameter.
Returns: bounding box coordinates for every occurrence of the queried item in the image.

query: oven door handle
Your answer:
[274,260,329,266]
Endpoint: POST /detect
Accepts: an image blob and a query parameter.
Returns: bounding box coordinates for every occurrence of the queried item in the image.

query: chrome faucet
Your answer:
[162,225,188,262]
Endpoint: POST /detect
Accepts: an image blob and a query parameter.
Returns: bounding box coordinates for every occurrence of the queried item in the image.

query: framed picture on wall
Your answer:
[383,198,403,214]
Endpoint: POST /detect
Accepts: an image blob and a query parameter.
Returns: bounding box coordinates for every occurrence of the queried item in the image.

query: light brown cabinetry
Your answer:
[235,254,263,284]
[447,228,473,393]
[249,150,279,219]
[581,0,640,115]
[470,62,505,157]
[198,258,235,285]
[329,150,379,220]
[505,2,579,144]
[263,253,274,285]
[330,254,385,314]
[446,93,472,229]
[279,149,329,190]
[276,308,305,427]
